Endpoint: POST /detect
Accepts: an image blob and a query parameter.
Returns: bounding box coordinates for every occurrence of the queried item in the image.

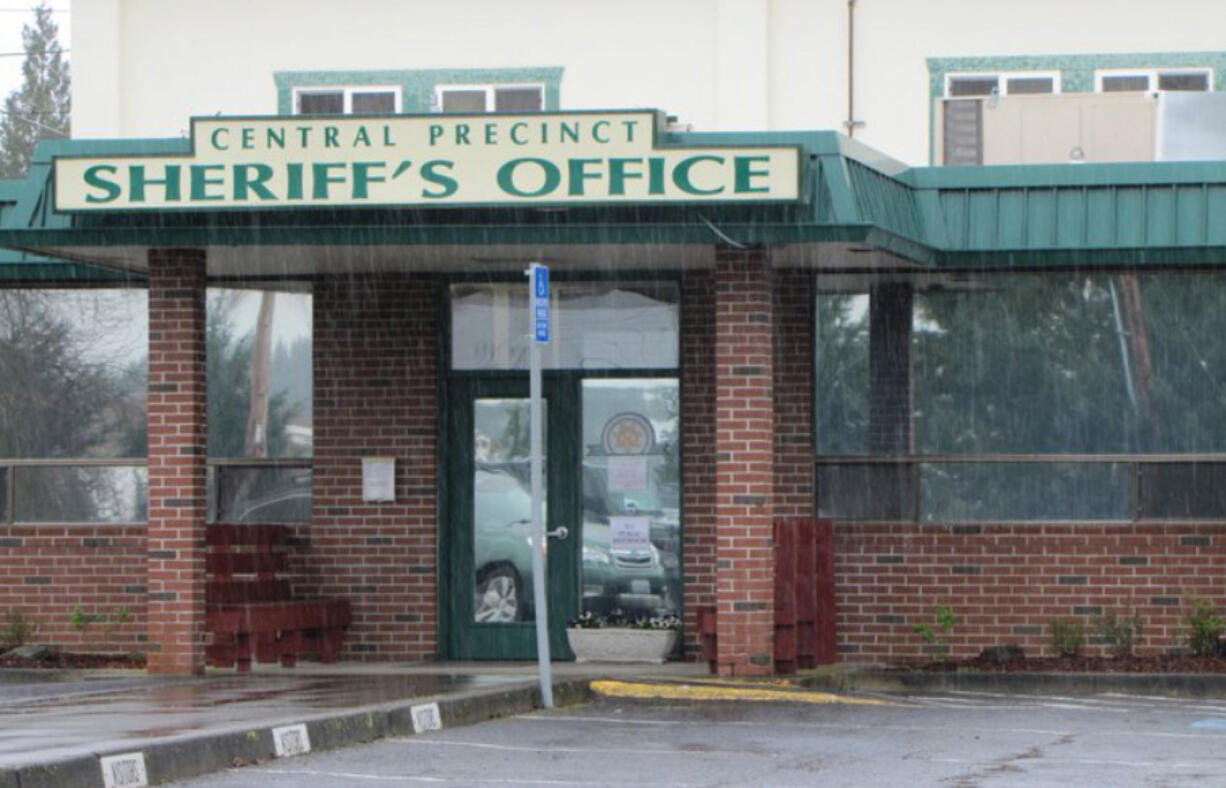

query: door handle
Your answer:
[546,526,569,540]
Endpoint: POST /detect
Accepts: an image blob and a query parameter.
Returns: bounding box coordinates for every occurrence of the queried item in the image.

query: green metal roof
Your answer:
[2,121,1226,280]
[0,177,140,282]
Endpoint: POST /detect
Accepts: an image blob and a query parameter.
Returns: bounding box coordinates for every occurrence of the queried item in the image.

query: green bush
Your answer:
[1049,619,1085,657]
[1094,611,1142,658]
[912,604,958,658]
[2,609,37,649]
[1186,597,1224,657]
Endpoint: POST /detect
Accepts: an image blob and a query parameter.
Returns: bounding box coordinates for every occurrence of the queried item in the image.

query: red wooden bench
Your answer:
[205,524,351,672]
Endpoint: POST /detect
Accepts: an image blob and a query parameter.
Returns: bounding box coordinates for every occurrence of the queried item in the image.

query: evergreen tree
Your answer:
[0,4,69,178]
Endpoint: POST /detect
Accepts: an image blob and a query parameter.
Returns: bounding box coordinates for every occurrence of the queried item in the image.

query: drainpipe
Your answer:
[843,0,864,137]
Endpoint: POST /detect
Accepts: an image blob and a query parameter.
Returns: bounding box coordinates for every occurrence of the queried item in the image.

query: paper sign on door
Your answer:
[609,516,651,552]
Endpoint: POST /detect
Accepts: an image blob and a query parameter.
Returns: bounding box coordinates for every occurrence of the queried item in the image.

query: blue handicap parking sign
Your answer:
[531,264,551,344]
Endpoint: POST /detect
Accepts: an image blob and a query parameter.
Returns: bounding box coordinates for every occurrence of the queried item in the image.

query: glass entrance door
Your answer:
[443,376,681,659]
[445,379,577,660]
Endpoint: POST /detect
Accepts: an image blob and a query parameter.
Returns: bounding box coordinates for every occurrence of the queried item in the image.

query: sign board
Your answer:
[609,516,651,552]
[361,456,395,502]
[531,263,550,344]
[607,456,648,493]
[53,111,803,211]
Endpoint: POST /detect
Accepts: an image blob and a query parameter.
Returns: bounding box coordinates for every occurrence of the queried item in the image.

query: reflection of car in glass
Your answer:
[218,466,312,523]
[472,464,676,624]
[581,464,679,617]
[472,467,537,623]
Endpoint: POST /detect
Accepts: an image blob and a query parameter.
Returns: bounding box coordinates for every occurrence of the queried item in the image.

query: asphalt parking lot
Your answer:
[174,688,1226,787]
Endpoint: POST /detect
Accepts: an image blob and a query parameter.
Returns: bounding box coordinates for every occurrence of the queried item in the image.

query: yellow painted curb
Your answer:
[590,680,896,706]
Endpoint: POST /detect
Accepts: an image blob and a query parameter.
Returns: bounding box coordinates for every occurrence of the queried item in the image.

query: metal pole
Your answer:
[527,265,554,708]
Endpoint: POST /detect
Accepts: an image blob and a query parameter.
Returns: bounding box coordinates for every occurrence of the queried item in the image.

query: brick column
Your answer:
[773,270,814,517]
[681,270,717,660]
[714,246,775,675]
[145,248,208,675]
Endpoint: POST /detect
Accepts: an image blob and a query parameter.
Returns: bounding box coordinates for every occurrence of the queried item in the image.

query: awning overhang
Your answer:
[2,119,1225,282]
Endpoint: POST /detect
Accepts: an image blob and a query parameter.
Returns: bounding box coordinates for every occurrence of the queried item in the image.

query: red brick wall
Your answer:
[773,270,814,518]
[0,525,146,650]
[713,247,775,675]
[836,522,1226,661]
[681,270,716,659]
[146,248,208,674]
[309,275,439,662]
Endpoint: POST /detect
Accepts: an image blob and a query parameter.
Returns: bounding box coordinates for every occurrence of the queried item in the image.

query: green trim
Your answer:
[0,222,876,251]
[14,116,1226,276]
[926,51,1226,164]
[274,67,564,114]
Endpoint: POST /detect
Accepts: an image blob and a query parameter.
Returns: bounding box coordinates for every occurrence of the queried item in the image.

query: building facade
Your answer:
[1,1,1225,674]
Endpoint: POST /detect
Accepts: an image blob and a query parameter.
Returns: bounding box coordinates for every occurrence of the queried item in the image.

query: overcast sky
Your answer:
[0,3,69,112]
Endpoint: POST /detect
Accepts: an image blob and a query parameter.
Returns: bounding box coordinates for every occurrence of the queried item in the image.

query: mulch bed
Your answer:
[0,651,146,670]
[910,654,1226,673]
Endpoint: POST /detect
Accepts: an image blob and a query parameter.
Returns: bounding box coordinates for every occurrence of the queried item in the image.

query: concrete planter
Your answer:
[566,627,678,663]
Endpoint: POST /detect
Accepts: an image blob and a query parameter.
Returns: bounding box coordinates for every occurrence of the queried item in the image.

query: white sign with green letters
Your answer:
[53,111,802,211]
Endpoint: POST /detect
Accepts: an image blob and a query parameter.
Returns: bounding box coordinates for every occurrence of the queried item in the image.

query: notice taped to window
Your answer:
[609,516,651,552]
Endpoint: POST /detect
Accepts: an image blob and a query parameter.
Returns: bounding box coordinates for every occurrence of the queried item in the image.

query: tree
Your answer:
[0,4,69,178]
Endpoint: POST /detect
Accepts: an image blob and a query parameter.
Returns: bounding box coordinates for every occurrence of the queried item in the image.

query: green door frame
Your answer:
[443,374,580,660]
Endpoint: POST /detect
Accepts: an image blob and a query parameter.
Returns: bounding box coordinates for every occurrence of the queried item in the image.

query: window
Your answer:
[0,287,315,524]
[276,68,562,114]
[0,289,148,524]
[1096,68,1212,93]
[435,84,545,113]
[945,72,1059,97]
[294,86,399,115]
[450,281,679,371]
[815,272,1226,521]
[206,287,313,524]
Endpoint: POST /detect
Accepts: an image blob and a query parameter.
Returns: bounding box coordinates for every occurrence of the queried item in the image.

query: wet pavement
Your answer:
[178,690,1226,788]
[0,661,706,772]
[5,662,1226,786]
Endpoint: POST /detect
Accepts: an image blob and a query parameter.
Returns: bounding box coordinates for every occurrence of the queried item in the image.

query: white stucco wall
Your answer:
[72,0,1226,165]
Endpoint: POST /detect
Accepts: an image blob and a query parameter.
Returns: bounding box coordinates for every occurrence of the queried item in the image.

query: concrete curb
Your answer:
[4,677,594,788]
[797,669,1226,699]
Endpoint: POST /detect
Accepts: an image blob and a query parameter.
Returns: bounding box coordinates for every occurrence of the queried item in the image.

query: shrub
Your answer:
[2,609,38,649]
[912,604,957,658]
[1186,597,1224,657]
[1094,611,1143,658]
[1049,619,1085,657]
[104,606,133,644]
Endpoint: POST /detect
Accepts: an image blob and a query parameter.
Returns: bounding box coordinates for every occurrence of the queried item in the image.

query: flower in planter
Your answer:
[566,608,680,664]
[567,608,680,630]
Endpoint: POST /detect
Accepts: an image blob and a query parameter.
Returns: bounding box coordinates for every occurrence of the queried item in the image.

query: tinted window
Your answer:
[948,77,998,97]
[216,465,310,523]
[1158,72,1209,91]
[352,91,396,113]
[13,466,146,523]
[1102,75,1150,92]
[818,274,1226,456]
[0,290,146,460]
[1140,463,1226,519]
[1005,77,1054,94]
[298,91,344,115]
[451,282,679,371]
[494,87,543,112]
[441,90,487,113]
[206,289,312,459]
